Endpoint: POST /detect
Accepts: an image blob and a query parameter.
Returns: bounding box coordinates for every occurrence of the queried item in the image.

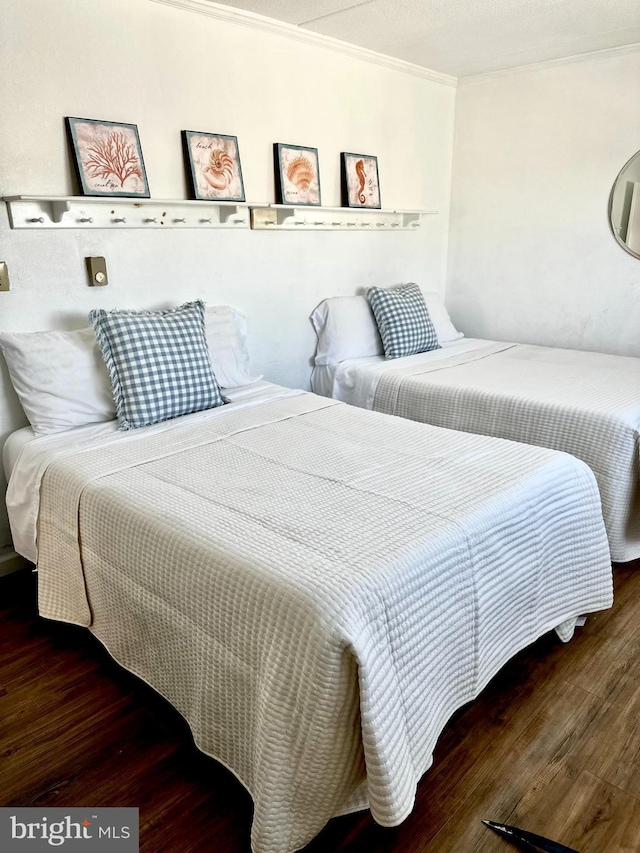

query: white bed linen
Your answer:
[23,385,613,853]
[311,338,488,408]
[5,381,290,564]
[3,425,37,482]
[312,340,640,562]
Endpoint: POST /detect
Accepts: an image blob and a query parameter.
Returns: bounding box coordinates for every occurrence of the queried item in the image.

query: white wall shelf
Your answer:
[3,197,437,232]
[250,204,437,231]
[2,196,250,229]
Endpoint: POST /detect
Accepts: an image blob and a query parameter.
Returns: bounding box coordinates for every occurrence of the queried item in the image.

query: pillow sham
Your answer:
[204,305,255,388]
[89,300,225,430]
[311,290,462,365]
[311,295,383,365]
[0,327,116,435]
[423,291,464,344]
[366,283,439,359]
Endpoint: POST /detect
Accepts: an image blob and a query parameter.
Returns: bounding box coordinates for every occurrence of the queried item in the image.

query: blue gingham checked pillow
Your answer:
[366,284,440,359]
[89,301,226,430]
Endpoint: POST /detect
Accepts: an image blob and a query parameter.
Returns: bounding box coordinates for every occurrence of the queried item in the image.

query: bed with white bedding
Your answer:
[311,338,640,563]
[5,379,613,853]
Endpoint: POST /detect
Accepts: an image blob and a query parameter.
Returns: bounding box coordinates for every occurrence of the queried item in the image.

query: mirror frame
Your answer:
[608,149,640,261]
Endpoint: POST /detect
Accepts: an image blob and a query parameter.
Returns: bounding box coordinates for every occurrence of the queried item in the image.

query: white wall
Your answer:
[0,0,456,548]
[446,48,640,354]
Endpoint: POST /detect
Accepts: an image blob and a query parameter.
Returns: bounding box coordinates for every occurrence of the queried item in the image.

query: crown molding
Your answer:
[149,0,457,87]
[459,40,640,87]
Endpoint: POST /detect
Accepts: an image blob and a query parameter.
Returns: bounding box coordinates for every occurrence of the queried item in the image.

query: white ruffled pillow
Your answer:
[311,289,462,365]
[0,305,255,436]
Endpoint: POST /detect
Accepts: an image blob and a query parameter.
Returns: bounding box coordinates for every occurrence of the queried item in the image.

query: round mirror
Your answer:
[609,149,640,260]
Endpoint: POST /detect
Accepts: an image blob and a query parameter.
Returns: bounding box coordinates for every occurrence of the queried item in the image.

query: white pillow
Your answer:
[0,305,255,436]
[204,305,255,388]
[311,289,462,365]
[311,296,383,365]
[422,291,464,345]
[0,326,116,435]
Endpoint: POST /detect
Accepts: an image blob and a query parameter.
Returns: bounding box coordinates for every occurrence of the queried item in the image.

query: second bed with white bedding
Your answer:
[7,382,613,853]
[312,338,640,562]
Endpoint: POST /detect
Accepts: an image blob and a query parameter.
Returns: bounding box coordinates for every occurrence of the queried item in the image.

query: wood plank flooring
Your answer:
[1,562,639,852]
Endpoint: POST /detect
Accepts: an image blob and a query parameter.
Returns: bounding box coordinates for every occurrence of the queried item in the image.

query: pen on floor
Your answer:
[482,820,582,853]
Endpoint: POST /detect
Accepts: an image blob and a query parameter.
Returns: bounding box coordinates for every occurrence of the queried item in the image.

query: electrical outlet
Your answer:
[86,256,108,286]
[0,262,10,292]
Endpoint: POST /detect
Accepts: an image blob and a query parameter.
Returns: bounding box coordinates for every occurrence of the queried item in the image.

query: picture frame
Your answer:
[341,152,381,209]
[65,117,149,198]
[182,130,245,202]
[274,143,321,206]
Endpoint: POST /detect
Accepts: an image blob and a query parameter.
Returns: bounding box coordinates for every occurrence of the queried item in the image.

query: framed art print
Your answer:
[341,153,380,209]
[274,143,321,206]
[65,117,149,197]
[182,131,245,202]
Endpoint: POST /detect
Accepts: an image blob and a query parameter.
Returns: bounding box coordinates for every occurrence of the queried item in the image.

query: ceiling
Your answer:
[217,0,640,77]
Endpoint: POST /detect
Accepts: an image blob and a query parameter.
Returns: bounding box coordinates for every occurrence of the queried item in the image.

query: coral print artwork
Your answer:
[182,131,245,202]
[65,117,149,197]
[341,153,381,209]
[274,144,321,206]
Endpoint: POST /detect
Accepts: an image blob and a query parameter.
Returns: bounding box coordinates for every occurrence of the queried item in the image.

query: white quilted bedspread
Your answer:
[36,391,613,852]
[373,342,640,562]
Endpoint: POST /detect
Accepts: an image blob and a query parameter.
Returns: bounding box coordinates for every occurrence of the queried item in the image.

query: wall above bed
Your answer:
[0,0,456,552]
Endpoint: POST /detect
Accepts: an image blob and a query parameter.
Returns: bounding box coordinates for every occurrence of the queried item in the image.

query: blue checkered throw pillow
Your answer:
[366,284,440,359]
[89,301,226,430]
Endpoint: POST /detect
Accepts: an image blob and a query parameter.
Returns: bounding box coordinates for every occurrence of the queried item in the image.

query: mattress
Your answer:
[17,383,613,853]
[311,339,640,562]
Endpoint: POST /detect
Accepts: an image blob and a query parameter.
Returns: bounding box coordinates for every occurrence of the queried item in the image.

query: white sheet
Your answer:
[5,381,293,564]
[31,388,612,852]
[3,425,36,482]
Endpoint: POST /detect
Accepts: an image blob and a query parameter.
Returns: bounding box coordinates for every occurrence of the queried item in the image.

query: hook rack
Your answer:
[3,196,250,229]
[249,204,436,231]
[3,197,437,232]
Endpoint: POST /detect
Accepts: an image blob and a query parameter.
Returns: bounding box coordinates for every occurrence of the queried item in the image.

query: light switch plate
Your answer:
[86,256,108,286]
[0,262,10,292]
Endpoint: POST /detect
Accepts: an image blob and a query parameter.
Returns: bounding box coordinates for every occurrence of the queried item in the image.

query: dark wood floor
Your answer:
[1,563,639,853]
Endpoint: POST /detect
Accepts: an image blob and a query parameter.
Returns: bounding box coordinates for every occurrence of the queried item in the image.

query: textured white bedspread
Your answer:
[35,391,613,852]
[316,340,640,562]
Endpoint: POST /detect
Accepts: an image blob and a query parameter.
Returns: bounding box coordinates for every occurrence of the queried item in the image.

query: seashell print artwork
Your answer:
[286,156,316,192]
[275,144,321,205]
[203,149,235,190]
[182,131,245,201]
[341,152,381,209]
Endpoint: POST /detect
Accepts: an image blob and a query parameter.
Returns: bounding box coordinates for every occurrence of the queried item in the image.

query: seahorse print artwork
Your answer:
[342,153,380,208]
[203,149,235,190]
[355,159,367,204]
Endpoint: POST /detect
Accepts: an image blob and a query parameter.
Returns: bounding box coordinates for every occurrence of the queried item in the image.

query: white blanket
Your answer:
[314,340,640,562]
[33,391,612,853]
